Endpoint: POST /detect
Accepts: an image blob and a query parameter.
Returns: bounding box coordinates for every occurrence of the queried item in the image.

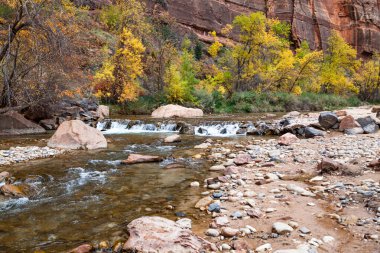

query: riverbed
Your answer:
[0,127,247,252]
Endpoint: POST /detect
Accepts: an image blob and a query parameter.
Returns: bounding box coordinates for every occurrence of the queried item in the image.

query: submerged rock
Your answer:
[47,120,107,150]
[152,104,203,118]
[121,154,163,165]
[69,244,93,253]
[164,134,181,143]
[123,216,214,252]
[0,184,25,197]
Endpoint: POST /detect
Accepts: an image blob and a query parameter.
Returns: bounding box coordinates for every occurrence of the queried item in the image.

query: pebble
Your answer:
[272,222,294,234]
[212,192,223,199]
[190,181,200,187]
[208,203,221,213]
[288,221,299,228]
[176,218,192,229]
[221,243,231,250]
[299,227,311,234]
[215,216,229,226]
[256,243,272,253]
[221,227,239,237]
[322,235,335,244]
[205,228,220,237]
[231,211,243,219]
[209,165,225,171]
[0,146,64,166]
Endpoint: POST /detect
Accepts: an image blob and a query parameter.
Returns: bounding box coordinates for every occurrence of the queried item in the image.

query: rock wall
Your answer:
[149,0,380,55]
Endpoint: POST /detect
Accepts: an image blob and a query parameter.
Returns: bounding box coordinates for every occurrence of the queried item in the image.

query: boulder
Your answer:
[356,116,379,134]
[316,158,360,175]
[96,105,110,120]
[47,120,107,150]
[318,112,338,129]
[152,104,203,118]
[246,125,259,135]
[0,111,46,135]
[123,216,214,252]
[164,134,181,143]
[345,127,364,135]
[371,106,380,113]
[39,118,57,130]
[121,154,163,165]
[339,115,360,131]
[278,133,299,146]
[304,127,325,138]
[177,121,194,134]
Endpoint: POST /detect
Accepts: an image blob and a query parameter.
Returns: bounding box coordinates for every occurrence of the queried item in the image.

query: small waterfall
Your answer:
[194,123,243,136]
[97,120,179,134]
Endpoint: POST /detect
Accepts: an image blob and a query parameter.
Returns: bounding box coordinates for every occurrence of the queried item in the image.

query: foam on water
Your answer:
[66,167,107,193]
[0,197,29,212]
[195,123,243,136]
[97,121,178,134]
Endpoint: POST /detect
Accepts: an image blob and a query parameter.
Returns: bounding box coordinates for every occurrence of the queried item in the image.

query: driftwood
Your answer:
[0,105,27,114]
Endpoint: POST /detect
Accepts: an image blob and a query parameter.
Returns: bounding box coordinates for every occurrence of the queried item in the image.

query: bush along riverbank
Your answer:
[114,92,363,115]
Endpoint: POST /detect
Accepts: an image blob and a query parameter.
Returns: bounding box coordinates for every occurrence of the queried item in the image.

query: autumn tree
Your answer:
[320,31,360,94]
[355,54,380,100]
[229,12,291,91]
[94,28,145,103]
[164,39,199,103]
[0,0,82,108]
[287,41,323,94]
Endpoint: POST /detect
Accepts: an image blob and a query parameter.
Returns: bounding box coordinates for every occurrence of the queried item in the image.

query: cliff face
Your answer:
[149,0,380,55]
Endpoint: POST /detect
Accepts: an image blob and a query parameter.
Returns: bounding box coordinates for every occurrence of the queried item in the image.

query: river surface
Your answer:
[0,118,253,252]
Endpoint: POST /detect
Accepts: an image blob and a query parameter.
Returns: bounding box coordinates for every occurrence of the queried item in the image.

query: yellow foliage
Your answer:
[207,31,223,58]
[321,31,360,95]
[93,27,145,103]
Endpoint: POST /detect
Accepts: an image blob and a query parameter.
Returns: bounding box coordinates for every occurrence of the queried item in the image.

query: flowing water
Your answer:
[0,117,255,252]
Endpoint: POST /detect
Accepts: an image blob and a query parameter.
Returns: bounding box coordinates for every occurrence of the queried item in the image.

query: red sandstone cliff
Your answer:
[148,0,380,55]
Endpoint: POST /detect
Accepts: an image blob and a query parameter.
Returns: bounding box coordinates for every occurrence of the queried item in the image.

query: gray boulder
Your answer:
[357,116,379,134]
[318,112,338,129]
[304,127,325,138]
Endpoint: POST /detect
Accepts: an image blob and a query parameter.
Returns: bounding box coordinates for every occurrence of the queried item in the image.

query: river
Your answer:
[0,115,259,252]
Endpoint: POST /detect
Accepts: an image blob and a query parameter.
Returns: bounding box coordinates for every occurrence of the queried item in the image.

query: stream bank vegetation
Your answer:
[0,1,379,114]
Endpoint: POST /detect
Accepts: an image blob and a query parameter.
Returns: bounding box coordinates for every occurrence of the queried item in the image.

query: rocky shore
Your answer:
[0,146,64,166]
[189,131,380,252]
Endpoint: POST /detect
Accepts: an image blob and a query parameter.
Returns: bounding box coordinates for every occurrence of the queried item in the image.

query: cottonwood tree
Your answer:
[0,0,81,108]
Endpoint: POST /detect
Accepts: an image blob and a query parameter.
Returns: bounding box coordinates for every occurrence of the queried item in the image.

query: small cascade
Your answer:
[194,122,243,136]
[97,120,179,134]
